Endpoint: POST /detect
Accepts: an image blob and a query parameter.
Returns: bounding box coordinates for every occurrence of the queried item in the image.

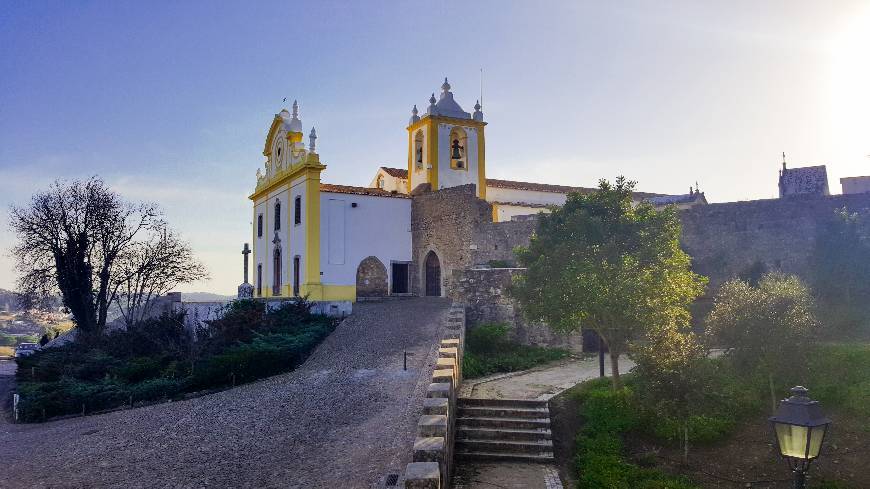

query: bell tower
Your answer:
[406,78,486,198]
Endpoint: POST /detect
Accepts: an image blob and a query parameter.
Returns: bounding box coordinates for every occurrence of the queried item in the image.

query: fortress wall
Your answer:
[411,185,492,296]
[449,268,583,351]
[679,193,870,290]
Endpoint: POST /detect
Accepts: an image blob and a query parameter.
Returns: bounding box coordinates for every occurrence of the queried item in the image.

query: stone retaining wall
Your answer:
[449,268,583,352]
[402,304,466,489]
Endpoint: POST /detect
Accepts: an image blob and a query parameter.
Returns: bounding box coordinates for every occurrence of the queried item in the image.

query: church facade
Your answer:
[246,79,703,310]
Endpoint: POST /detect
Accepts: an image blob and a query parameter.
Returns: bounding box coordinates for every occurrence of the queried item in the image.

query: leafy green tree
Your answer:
[512,177,707,388]
[706,272,819,413]
[633,327,709,464]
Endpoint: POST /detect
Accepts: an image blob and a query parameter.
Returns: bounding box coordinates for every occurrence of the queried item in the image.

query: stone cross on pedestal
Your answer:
[242,243,251,283]
[238,243,254,299]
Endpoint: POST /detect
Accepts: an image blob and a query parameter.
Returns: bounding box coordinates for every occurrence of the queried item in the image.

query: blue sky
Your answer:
[1,1,869,294]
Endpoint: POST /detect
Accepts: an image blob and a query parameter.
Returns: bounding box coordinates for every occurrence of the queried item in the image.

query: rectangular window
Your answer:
[257,264,262,296]
[257,215,263,237]
[294,196,302,225]
[293,256,300,296]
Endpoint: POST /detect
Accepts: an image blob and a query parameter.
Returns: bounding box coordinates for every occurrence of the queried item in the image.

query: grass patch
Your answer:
[566,343,870,488]
[13,299,337,422]
[0,345,14,357]
[461,323,569,378]
[572,378,699,489]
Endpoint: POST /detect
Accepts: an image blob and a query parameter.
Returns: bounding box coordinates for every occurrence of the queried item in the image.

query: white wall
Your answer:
[436,123,480,193]
[319,192,412,288]
[494,204,551,222]
[842,177,870,195]
[368,169,408,193]
[485,187,568,207]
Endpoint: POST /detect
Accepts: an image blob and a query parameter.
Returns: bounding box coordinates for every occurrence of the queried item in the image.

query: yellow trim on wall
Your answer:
[300,284,356,302]
[491,203,499,223]
[477,126,486,199]
[428,118,439,190]
[303,166,322,289]
[407,130,413,194]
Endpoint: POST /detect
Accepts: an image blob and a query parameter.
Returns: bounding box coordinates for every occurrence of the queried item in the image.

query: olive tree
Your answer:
[512,177,707,388]
[706,272,818,413]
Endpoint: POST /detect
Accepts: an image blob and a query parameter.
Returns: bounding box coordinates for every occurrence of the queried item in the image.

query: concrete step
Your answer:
[458,405,549,419]
[458,397,549,409]
[456,426,552,441]
[456,416,551,430]
[455,450,555,463]
[456,438,554,454]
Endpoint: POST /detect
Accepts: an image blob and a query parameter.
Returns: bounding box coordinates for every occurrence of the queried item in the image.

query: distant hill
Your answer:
[0,289,18,311]
[181,292,235,302]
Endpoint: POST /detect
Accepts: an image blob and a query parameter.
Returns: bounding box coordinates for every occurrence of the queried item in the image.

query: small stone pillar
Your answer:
[423,397,449,416]
[404,462,440,489]
[418,415,448,438]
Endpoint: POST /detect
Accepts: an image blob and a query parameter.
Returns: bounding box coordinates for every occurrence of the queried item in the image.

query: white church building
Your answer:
[244,79,704,310]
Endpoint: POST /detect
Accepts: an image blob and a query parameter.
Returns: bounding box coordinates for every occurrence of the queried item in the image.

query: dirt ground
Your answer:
[547,385,869,489]
[629,411,870,489]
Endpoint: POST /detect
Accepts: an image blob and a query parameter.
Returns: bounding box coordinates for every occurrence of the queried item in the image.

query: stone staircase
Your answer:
[455,397,554,462]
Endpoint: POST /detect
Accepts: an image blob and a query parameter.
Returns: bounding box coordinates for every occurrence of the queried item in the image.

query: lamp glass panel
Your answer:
[807,425,826,458]
[775,423,809,458]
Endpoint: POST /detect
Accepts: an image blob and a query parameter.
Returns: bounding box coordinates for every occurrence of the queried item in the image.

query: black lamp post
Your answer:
[769,386,832,489]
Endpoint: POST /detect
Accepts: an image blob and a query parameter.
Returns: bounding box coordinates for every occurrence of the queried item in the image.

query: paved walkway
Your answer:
[0,298,450,489]
[454,355,636,489]
[460,354,635,400]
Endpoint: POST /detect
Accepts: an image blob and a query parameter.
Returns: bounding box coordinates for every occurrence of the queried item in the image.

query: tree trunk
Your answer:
[609,351,622,389]
[683,420,689,466]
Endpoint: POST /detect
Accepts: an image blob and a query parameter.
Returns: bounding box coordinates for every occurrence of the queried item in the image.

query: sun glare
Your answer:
[830,8,870,174]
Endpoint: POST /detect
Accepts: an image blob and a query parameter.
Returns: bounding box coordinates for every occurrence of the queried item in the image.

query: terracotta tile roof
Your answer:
[646,192,707,206]
[320,183,410,198]
[379,167,665,199]
[380,167,409,178]
[485,178,595,194]
[490,201,552,209]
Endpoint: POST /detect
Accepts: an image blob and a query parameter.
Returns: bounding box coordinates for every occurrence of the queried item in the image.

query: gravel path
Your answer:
[0,298,450,489]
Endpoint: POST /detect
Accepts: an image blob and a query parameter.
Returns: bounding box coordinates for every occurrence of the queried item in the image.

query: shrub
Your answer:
[572,380,698,489]
[128,378,182,402]
[706,273,819,413]
[462,322,569,378]
[15,297,337,422]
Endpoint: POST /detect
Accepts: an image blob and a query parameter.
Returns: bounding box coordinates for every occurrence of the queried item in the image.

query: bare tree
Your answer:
[10,177,207,338]
[114,225,207,326]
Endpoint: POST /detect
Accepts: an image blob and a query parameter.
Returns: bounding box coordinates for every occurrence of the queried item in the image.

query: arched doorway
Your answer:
[424,251,441,297]
[356,256,388,298]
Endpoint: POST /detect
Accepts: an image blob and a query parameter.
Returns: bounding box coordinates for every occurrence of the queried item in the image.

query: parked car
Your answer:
[14,343,38,358]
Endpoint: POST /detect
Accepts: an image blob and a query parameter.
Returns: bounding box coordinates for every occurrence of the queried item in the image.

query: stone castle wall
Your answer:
[410,185,493,296]
[448,268,583,351]
[680,193,870,290]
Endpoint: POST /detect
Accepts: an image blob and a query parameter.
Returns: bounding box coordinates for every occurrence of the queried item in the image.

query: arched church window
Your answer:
[449,127,468,170]
[274,200,281,231]
[414,130,424,170]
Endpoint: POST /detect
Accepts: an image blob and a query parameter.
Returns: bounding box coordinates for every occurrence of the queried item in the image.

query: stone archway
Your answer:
[356,256,388,298]
[424,251,441,297]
